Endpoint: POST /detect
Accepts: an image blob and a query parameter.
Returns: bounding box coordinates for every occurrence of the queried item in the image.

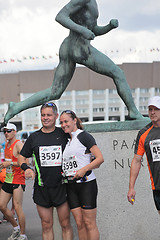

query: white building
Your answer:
[0,62,160,130]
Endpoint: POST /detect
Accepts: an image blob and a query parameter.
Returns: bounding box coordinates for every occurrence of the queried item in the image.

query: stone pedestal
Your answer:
[92,129,159,240]
[54,119,160,240]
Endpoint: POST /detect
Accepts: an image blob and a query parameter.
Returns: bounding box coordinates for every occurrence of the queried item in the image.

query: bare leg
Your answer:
[13,186,25,234]
[0,189,18,227]
[57,202,73,240]
[82,208,99,240]
[71,207,87,240]
[36,205,54,240]
[11,198,16,217]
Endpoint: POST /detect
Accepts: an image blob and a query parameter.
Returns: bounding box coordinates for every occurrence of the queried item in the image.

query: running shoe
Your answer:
[8,228,20,240]
[2,216,8,222]
[3,216,17,222]
[17,235,28,240]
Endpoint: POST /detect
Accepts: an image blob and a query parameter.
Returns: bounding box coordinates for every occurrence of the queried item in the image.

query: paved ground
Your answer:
[0,179,78,240]
[0,179,42,239]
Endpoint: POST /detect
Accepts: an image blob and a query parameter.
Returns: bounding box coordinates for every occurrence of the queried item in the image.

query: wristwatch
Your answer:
[10,162,13,166]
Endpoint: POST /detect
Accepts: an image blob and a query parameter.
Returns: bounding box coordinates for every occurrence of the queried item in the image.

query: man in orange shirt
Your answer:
[128,96,160,214]
[0,123,27,240]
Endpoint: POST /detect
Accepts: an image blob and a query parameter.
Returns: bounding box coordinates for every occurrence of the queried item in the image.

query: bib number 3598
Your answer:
[62,156,79,176]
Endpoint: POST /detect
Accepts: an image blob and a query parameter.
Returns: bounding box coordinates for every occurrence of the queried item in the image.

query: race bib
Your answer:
[62,155,79,176]
[150,139,160,162]
[5,158,13,174]
[39,146,62,167]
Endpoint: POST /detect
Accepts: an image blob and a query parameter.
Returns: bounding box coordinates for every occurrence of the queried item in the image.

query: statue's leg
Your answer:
[113,70,144,119]
[4,59,76,124]
[4,88,52,124]
[80,46,144,120]
[51,59,76,98]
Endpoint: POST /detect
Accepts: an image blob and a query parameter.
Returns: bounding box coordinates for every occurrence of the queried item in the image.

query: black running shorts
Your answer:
[33,183,67,208]
[153,190,160,210]
[2,182,25,194]
[67,179,98,210]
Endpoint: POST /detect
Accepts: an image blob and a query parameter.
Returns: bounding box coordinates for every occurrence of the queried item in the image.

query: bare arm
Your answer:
[127,154,142,204]
[0,161,16,168]
[55,0,95,40]
[0,141,24,168]
[73,145,104,179]
[93,19,119,36]
[18,154,35,180]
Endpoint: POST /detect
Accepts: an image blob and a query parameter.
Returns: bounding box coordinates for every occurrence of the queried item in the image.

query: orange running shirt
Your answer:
[0,168,6,183]
[5,139,25,185]
[134,122,160,190]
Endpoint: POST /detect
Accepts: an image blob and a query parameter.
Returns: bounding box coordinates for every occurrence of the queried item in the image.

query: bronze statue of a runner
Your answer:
[3,0,144,125]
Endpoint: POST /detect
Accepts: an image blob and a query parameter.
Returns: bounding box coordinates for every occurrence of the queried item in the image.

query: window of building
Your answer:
[93,99,105,104]
[76,90,88,96]
[0,112,4,118]
[109,98,119,103]
[109,107,119,112]
[59,100,72,106]
[140,88,149,93]
[93,90,105,95]
[76,99,88,105]
[93,117,105,121]
[139,106,148,111]
[109,89,117,94]
[155,88,160,93]
[140,97,148,102]
[109,116,120,121]
[80,117,89,122]
[93,107,104,112]
[76,108,88,114]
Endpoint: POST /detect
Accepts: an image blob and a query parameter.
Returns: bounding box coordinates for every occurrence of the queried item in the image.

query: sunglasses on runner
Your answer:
[60,110,76,117]
[40,102,58,114]
[42,102,56,107]
[3,129,14,133]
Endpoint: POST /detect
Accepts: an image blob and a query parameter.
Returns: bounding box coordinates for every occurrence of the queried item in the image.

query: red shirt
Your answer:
[5,140,25,185]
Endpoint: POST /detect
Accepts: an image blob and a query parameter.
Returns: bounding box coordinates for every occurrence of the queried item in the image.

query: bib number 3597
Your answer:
[39,146,62,167]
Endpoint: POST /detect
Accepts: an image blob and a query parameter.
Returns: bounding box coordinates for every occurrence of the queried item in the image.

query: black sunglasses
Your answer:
[3,129,14,133]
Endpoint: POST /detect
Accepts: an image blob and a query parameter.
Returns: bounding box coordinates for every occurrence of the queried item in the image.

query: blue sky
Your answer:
[0,0,159,72]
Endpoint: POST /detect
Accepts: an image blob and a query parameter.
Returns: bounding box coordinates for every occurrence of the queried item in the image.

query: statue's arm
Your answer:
[55,0,95,40]
[93,19,119,36]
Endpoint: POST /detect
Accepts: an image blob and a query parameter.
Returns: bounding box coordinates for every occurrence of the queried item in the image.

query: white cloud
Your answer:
[93,29,160,64]
[0,0,159,72]
[0,5,67,58]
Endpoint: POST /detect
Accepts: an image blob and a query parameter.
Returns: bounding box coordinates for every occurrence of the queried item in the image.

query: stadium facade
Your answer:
[0,61,159,130]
